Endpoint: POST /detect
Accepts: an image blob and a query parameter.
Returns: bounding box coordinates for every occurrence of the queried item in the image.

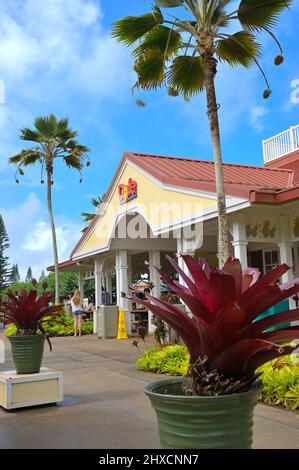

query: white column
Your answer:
[105,273,113,297]
[279,214,293,283]
[115,250,131,335]
[279,214,295,312]
[232,213,248,268]
[148,250,161,333]
[176,234,195,286]
[78,270,84,298]
[94,258,104,309]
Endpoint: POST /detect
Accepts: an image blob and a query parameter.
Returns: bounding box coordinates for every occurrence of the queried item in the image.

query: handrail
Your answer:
[263,125,299,163]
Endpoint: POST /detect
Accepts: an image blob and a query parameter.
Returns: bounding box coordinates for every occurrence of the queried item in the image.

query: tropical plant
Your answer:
[0,214,11,291]
[258,356,299,411]
[129,255,299,396]
[137,344,189,376]
[81,194,105,231]
[0,289,64,350]
[112,0,291,267]
[9,115,90,303]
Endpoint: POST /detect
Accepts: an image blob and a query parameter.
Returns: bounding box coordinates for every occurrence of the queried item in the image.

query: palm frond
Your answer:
[81,212,96,223]
[20,128,40,142]
[92,196,104,207]
[9,152,26,164]
[63,154,83,170]
[132,25,181,58]
[9,149,41,165]
[56,118,78,141]
[134,48,165,90]
[217,31,261,67]
[23,152,42,166]
[155,0,184,7]
[72,143,90,154]
[34,114,58,138]
[238,0,292,30]
[211,3,232,28]
[167,55,205,98]
[112,5,163,46]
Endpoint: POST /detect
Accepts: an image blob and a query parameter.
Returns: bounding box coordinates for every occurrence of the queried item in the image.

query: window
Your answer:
[263,250,278,273]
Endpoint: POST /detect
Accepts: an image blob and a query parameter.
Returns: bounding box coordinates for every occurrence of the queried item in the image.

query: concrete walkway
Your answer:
[0,334,298,449]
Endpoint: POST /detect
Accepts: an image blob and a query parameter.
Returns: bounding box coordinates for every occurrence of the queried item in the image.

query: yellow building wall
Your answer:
[75,163,216,256]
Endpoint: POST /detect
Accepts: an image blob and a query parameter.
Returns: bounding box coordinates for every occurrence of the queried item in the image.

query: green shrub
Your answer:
[5,314,93,337]
[137,345,189,376]
[258,356,299,411]
[137,345,299,410]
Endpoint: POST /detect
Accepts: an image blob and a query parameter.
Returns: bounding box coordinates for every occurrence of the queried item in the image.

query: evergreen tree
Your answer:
[39,270,46,282]
[10,264,20,284]
[25,267,33,283]
[0,214,11,292]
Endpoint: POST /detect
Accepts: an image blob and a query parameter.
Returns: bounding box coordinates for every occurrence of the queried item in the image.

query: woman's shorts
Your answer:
[73,310,84,316]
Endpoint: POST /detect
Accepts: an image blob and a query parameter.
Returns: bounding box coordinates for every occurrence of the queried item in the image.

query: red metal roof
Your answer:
[47,259,78,272]
[126,152,292,197]
[265,149,299,186]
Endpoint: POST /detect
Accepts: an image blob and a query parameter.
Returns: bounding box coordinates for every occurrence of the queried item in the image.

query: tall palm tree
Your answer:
[112,0,291,268]
[9,115,90,304]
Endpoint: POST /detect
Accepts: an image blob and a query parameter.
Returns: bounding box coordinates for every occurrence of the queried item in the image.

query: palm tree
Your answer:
[81,194,106,231]
[112,0,291,267]
[9,115,90,304]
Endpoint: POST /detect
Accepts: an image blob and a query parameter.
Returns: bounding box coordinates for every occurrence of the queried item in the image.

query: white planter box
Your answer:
[0,367,63,410]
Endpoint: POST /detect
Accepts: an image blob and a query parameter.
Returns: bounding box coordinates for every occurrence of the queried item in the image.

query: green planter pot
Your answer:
[8,335,46,375]
[144,377,261,449]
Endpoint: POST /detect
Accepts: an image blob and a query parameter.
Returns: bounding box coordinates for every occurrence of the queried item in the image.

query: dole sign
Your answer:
[118,178,138,205]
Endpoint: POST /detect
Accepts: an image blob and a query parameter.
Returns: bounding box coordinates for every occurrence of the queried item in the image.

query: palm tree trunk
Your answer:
[203,55,230,268]
[47,170,60,304]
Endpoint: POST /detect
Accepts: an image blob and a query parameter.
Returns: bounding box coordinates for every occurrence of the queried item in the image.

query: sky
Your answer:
[0,0,299,280]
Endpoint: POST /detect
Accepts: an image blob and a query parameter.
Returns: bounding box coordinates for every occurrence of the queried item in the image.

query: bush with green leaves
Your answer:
[137,345,299,410]
[1,281,44,299]
[5,312,93,338]
[137,345,189,376]
[258,356,299,411]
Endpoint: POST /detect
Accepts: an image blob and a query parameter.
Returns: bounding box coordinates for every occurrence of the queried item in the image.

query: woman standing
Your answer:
[71,290,84,337]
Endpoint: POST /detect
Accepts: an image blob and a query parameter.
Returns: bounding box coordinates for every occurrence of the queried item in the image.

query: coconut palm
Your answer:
[112,0,291,267]
[9,115,90,304]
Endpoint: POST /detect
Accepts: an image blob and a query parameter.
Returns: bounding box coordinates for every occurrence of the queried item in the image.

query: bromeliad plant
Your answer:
[130,255,299,396]
[0,289,64,350]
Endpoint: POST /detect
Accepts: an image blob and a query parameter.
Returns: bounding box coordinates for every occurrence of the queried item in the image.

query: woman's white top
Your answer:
[71,300,83,313]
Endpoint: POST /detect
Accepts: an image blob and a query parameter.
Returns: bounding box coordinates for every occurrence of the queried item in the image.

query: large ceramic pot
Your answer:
[144,377,261,449]
[8,335,46,375]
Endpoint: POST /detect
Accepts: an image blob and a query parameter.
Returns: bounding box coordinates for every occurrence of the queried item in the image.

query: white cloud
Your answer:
[0,0,133,171]
[249,106,269,132]
[0,0,131,95]
[0,193,81,280]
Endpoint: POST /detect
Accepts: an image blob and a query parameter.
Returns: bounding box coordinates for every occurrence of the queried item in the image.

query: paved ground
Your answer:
[0,334,299,449]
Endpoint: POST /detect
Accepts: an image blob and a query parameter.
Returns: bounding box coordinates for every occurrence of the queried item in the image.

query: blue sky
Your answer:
[0,0,299,279]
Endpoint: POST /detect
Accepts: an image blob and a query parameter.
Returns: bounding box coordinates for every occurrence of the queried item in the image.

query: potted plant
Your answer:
[0,289,63,374]
[130,255,299,449]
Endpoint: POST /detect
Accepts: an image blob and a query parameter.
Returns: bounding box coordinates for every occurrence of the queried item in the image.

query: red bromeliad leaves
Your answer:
[0,289,63,345]
[139,254,299,379]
